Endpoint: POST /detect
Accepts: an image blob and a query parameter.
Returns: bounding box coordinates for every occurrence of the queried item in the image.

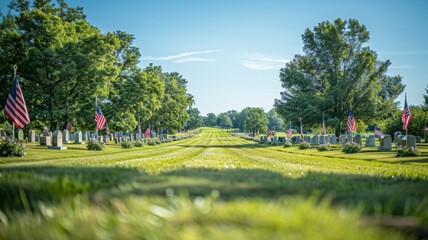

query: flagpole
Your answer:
[12,65,17,141]
[350,103,353,143]
[95,95,98,139]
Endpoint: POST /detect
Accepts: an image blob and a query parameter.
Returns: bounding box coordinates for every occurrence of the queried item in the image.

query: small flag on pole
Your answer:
[145,127,150,139]
[322,115,326,135]
[266,129,271,137]
[106,123,111,135]
[374,127,383,137]
[347,110,356,133]
[137,118,142,134]
[4,76,30,129]
[287,122,293,139]
[402,93,412,131]
[95,99,107,130]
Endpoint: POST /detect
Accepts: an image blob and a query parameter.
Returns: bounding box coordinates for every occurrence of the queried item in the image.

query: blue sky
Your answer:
[2,0,427,115]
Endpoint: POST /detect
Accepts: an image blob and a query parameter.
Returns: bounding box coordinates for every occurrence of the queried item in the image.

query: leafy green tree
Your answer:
[185,107,203,130]
[226,110,239,128]
[150,72,194,132]
[243,107,268,133]
[204,113,217,127]
[384,106,427,137]
[266,109,284,130]
[0,0,118,130]
[236,107,251,131]
[218,113,232,129]
[275,18,404,136]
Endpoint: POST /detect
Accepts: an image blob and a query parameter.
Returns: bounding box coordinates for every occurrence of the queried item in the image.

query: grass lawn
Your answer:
[0,127,427,239]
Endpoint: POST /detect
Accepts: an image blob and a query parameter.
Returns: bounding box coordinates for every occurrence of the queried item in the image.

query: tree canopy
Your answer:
[0,0,193,132]
[275,18,405,135]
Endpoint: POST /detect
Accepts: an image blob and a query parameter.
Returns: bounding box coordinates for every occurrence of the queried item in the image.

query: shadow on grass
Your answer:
[1,165,428,222]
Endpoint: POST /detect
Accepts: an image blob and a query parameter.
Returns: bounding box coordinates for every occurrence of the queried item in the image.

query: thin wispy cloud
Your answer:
[240,53,290,70]
[390,64,416,69]
[379,50,428,55]
[142,49,222,63]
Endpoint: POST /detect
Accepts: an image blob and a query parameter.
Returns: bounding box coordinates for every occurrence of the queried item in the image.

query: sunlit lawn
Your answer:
[0,127,427,239]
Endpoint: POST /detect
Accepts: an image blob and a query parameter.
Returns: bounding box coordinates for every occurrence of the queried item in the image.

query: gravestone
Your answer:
[406,135,416,148]
[28,130,36,142]
[346,135,353,143]
[99,135,104,143]
[339,135,346,144]
[394,131,402,143]
[63,129,70,143]
[49,131,67,150]
[319,135,327,144]
[74,131,84,144]
[355,134,362,146]
[312,135,319,144]
[82,132,87,141]
[415,136,421,143]
[39,135,52,146]
[16,129,24,141]
[35,135,39,142]
[42,128,50,136]
[130,134,134,142]
[330,135,337,144]
[365,135,375,147]
[378,135,392,151]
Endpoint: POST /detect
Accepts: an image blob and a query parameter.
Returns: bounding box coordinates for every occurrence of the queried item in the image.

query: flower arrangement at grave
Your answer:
[299,141,310,150]
[147,140,157,146]
[134,141,144,147]
[87,139,105,151]
[342,142,362,154]
[0,139,26,157]
[396,146,420,157]
[121,141,134,149]
[283,142,292,148]
[317,143,331,151]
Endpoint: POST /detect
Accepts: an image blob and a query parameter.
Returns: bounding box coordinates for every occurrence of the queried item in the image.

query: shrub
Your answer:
[86,139,104,151]
[317,143,331,151]
[155,140,161,144]
[396,146,420,157]
[134,141,144,147]
[0,140,26,157]
[342,142,362,154]
[283,142,292,148]
[121,141,134,149]
[148,140,157,146]
[299,141,310,150]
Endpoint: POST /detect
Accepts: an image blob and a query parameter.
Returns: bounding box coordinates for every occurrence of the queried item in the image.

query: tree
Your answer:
[150,72,194,132]
[226,110,239,128]
[384,106,427,137]
[236,107,251,131]
[218,113,232,129]
[0,0,118,130]
[275,19,404,135]
[204,113,217,127]
[185,107,203,130]
[266,109,284,130]
[243,107,268,133]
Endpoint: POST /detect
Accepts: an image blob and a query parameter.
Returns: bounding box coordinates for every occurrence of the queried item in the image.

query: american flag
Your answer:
[145,127,150,139]
[347,110,356,133]
[95,101,107,130]
[4,76,30,129]
[322,115,326,135]
[374,128,383,137]
[66,122,73,131]
[266,129,271,137]
[425,126,428,131]
[402,93,412,131]
[287,122,293,139]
